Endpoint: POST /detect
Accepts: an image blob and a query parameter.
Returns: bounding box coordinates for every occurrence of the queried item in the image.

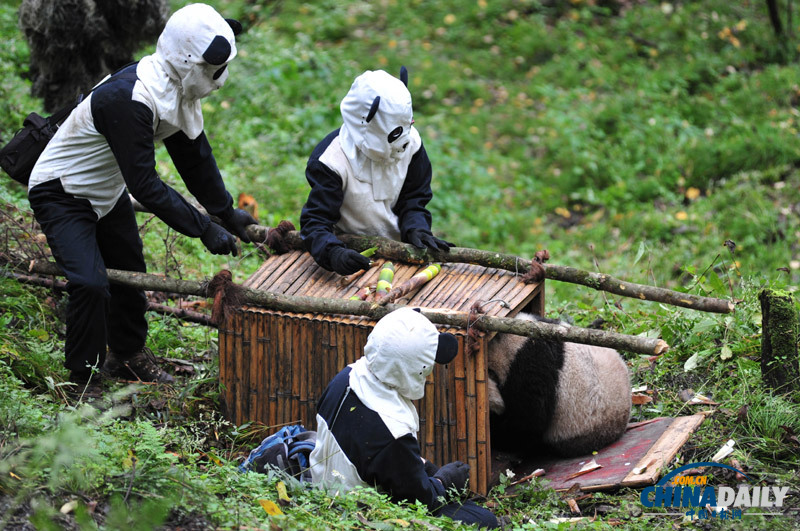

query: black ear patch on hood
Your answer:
[226,18,243,36]
[203,35,232,65]
[365,96,381,123]
[399,65,408,87]
[435,333,458,364]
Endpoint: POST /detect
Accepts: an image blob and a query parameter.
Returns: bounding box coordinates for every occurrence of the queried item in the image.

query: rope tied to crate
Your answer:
[520,249,550,284]
[265,220,296,255]
[206,269,246,326]
[465,301,485,358]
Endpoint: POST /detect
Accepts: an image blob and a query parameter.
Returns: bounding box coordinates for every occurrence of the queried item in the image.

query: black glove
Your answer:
[404,228,454,253]
[433,460,470,491]
[423,459,440,477]
[328,246,370,276]
[201,221,238,256]
[220,208,257,243]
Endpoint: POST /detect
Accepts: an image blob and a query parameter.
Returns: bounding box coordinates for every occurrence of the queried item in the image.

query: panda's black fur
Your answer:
[488,313,631,457]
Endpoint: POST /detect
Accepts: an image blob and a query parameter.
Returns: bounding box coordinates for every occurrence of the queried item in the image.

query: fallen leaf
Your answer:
[720,345,733,360]
[567,498,581,514]
[276,481,291,505]
[631,393,652,405]
[237,192,259,221]
[728,458,748,481]
[259,499,283,516]
[123,448,137,469]
[60,500,79,514]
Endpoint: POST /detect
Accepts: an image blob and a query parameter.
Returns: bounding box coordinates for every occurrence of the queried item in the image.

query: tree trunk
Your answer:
[759,289,800,394]
[16,259,669,355]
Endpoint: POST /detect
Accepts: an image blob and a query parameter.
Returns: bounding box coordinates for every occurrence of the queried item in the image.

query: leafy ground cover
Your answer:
[1,0,799,529]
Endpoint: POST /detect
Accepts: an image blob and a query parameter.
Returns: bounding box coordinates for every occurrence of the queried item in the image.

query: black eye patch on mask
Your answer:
[203,35,232,65]
[213,64,227,80]
[387,126,403,143]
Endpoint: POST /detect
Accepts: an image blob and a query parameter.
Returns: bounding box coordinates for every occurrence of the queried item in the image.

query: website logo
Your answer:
[640,462,789,520]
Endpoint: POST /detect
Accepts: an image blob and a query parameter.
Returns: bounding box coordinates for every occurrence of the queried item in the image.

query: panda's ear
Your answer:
[399,65,408,87]
[435,333,458,364]
[365,96,380,123]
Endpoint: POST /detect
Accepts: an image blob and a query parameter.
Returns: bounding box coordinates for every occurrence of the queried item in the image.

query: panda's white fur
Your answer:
[487,312,631,457]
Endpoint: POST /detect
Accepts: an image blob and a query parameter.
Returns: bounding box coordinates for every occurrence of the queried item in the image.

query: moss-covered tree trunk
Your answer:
[759,289,800,394]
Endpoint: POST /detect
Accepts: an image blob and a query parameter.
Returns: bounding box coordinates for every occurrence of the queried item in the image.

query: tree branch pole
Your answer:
[17,259,668,355]
[130,196,733,314]
[3,270,214,326]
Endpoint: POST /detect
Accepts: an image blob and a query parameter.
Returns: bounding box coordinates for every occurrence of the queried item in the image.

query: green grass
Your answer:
[1,0,800,528]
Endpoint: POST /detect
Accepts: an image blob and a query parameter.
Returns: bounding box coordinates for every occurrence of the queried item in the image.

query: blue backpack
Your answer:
[239,424,316,482]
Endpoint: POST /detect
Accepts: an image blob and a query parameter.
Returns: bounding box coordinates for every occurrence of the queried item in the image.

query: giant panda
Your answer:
[487,312,631,457]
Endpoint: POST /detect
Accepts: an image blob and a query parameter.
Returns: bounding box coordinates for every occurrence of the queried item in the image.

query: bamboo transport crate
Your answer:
[219,250,544,495]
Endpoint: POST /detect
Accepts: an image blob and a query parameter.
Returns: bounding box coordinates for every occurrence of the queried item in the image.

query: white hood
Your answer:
[348,308,440,438]
[136,3,237,139]
[338,70,416,201]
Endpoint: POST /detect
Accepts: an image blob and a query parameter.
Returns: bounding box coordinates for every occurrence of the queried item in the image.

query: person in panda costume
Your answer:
[27,3,257,391]
[487,313,632,457]
[300,68,453,276]
[310,307,498,529]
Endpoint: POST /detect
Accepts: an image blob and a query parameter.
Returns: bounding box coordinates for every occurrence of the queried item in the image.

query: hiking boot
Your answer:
[103,347,175,384]
[67,369,104,400]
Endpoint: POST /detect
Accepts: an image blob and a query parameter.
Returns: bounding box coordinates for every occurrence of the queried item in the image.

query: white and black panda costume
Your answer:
[300,68,453,276]
[310,308,498,529]
[487,313,631,457]
[26,4,254,380]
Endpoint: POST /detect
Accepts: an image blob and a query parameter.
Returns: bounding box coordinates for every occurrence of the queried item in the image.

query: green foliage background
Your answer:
[1,0,799,529]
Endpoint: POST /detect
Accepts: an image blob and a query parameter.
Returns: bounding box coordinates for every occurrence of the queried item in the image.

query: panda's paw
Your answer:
[488,377,506,414]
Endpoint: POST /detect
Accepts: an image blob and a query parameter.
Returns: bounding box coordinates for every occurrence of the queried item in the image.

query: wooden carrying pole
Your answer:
[17,259,669,355]
[130,198,733,314]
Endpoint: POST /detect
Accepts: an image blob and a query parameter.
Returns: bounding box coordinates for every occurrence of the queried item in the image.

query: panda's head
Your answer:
[157,3,242,101]
[340,68,414,164]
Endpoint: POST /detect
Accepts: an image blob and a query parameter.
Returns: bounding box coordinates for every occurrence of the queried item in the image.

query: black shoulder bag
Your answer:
[0,63,136,186]
[0,101,80,186]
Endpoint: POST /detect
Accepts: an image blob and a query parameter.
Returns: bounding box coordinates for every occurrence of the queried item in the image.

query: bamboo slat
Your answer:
[245,311,256,422]
[422,376,435,463]
[267,312,279,428]
[475,337,488,494]
[219,316,232,419]
[454,336,468,463]
[233,312,247,424]
[290,316,301,424]
[257,316,269,427]
[434,366,444,467]
[465,334,478,491]
[415,263,468,307]
[446,357,457,463]
[253,251,306,291]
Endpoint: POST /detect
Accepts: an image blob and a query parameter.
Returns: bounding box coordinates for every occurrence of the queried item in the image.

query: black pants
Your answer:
[435,500,499,529]
[28,180,147,372]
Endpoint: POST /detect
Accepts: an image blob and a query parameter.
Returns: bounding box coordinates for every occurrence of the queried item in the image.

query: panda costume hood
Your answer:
[349,307,445,438]
[338,69,419,202]
[136,3,238,139]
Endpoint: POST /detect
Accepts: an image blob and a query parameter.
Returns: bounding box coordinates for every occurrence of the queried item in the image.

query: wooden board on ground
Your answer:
[492,415,705,492]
